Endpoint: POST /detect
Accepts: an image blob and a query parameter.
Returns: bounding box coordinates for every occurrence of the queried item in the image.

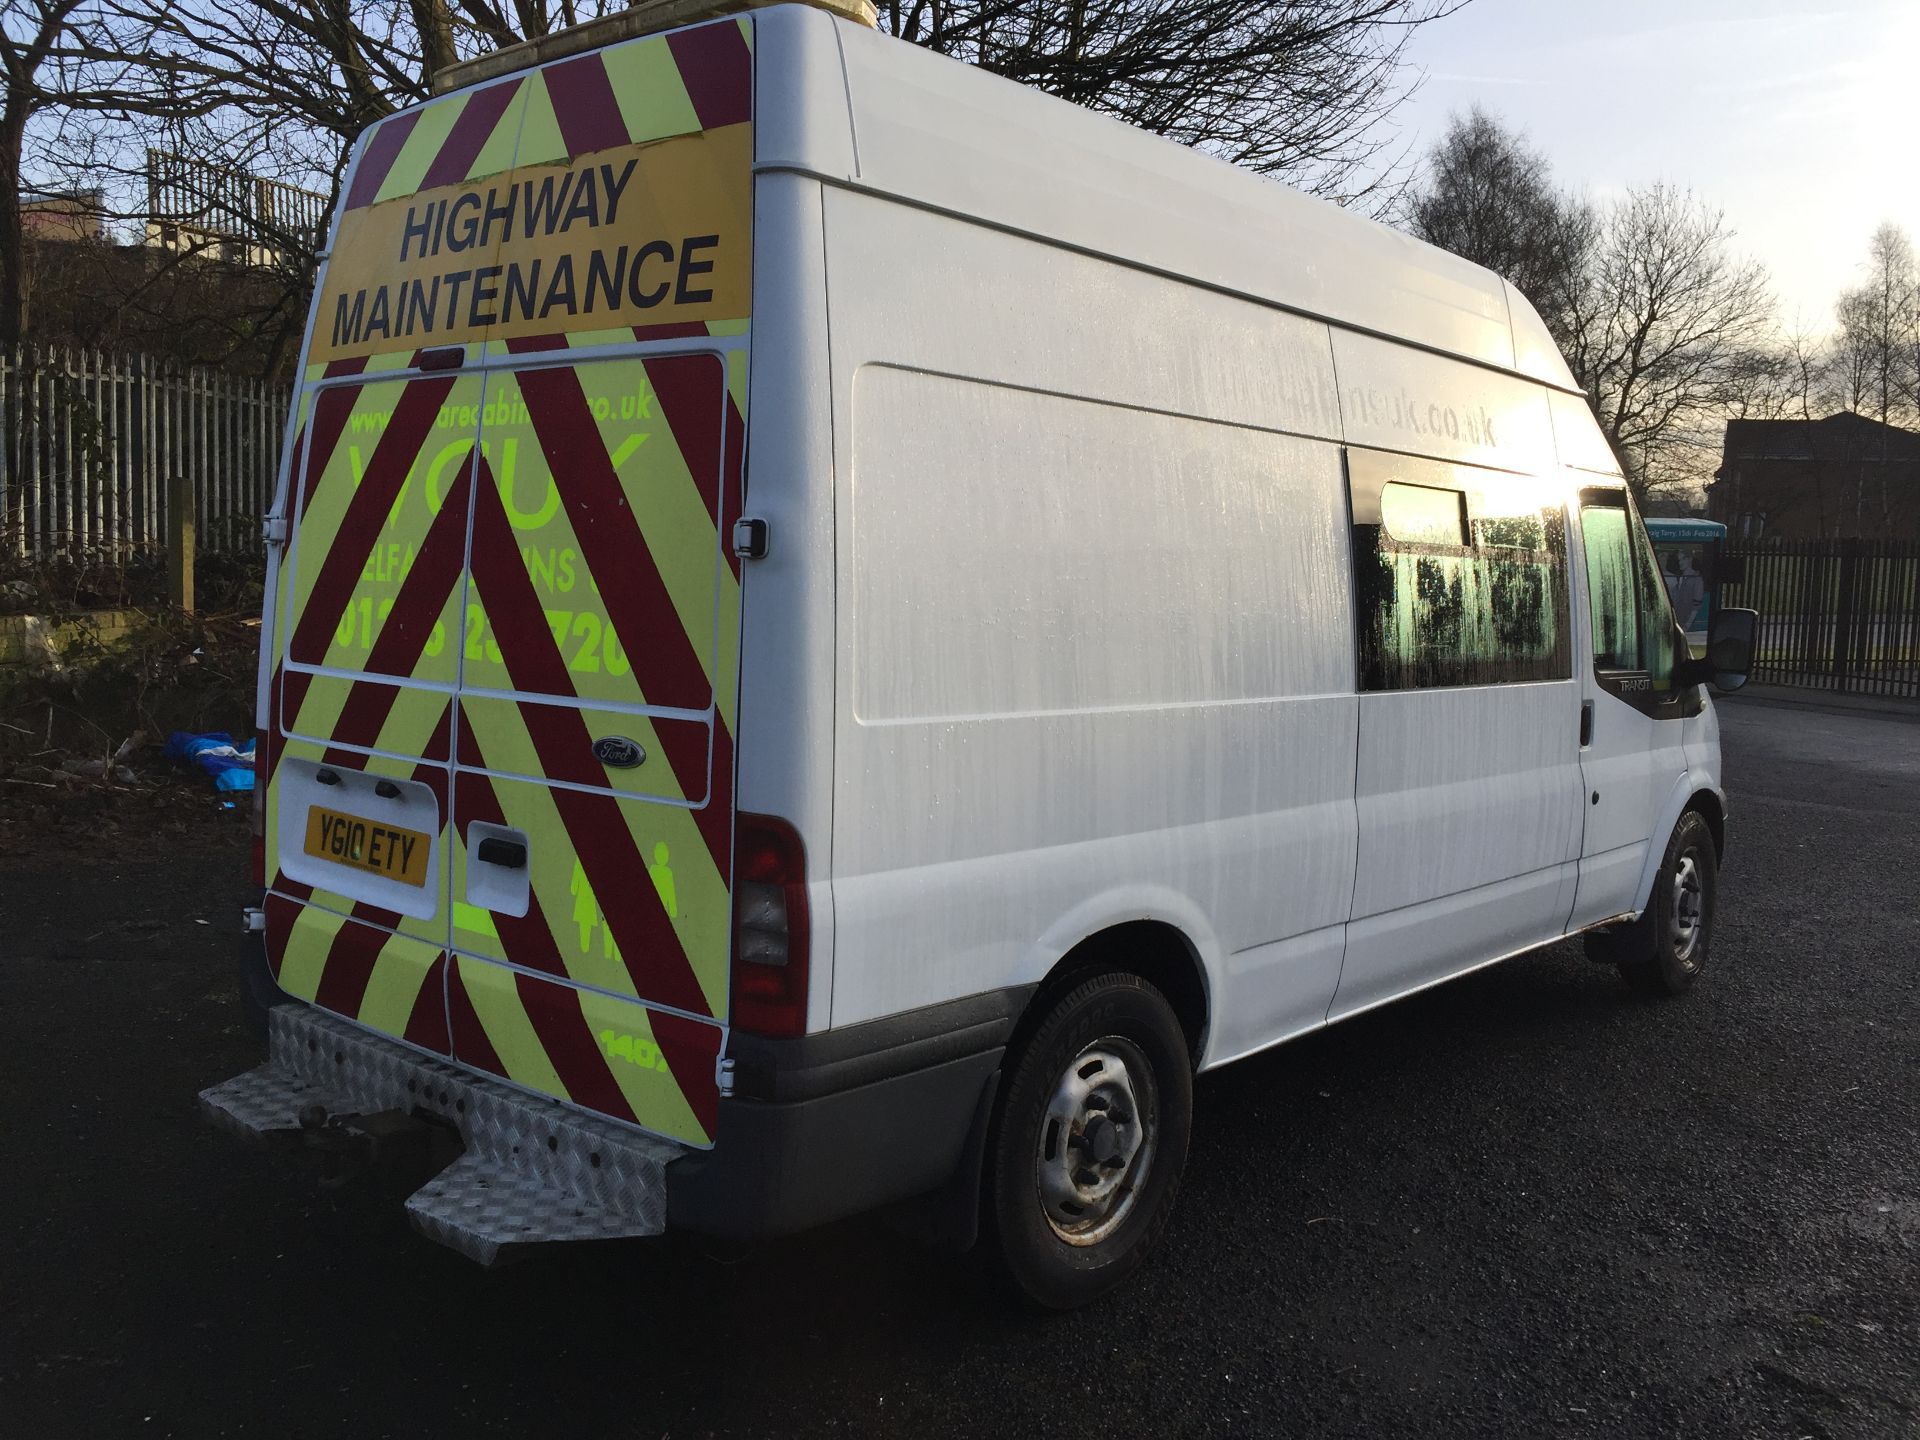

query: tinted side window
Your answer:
[1581,504,1642,670]
[1349,450,1571,691]
[1579,488,1687,710]
[1632,517,1678,695]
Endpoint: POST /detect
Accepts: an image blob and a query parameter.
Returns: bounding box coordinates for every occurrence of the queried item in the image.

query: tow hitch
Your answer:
[287,1103,462,1189]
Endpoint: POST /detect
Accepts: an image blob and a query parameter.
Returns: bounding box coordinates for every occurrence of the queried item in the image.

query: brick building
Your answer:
[20,189,106,244]
[1709,412,1920,541]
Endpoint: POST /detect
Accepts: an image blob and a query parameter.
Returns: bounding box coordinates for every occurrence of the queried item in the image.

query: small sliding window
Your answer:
[1347,449,1571,691]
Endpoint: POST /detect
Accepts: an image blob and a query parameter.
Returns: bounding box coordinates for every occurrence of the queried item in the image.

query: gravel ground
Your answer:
[2,696,1915,1439]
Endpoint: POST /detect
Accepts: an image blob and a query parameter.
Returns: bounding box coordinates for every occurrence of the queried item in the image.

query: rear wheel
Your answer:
[983,972,1192,1310]
[1586,809,1719,996]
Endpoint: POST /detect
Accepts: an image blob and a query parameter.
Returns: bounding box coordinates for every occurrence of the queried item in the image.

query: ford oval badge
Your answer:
[592,736,646,769]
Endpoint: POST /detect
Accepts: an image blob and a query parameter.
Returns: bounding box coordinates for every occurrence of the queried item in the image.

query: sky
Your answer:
[1391,0,1920,332]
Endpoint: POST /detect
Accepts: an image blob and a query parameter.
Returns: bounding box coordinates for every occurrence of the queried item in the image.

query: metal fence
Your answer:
[0,345,292,558]
[1719,539,1920,700]
[145,149,328,266]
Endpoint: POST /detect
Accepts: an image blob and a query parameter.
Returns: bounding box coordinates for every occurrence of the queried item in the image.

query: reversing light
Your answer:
[730,813,810,1037]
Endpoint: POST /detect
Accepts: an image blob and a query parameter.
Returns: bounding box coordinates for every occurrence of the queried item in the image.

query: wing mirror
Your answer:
[1676,607,1758,693]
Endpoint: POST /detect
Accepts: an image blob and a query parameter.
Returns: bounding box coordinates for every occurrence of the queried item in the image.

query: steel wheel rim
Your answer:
[1035,1038,1158,1246]
[1670,852,1704,968]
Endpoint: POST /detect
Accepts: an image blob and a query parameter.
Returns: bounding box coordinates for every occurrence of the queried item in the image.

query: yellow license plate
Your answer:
[303,806,431,887]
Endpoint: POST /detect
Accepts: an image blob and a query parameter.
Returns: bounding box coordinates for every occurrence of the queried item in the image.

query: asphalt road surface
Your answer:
[4,696,1916,1439]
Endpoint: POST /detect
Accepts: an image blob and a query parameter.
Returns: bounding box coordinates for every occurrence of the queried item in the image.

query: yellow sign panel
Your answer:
[312,125,752,365]
[304,805,433,888]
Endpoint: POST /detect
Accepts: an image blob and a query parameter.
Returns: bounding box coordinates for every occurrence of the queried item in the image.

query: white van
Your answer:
[204,0,1758,1308]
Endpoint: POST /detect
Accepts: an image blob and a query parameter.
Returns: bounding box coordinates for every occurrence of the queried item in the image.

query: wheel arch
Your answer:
[1688,787,1727,861]
[1009,919,1213,1071]
[1632,778,1727,913]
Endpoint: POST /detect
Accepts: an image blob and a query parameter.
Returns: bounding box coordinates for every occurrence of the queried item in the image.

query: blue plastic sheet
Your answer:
[166,731,257,793]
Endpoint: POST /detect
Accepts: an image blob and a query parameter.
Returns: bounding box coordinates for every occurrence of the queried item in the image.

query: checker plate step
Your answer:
[199,1003,682,1264]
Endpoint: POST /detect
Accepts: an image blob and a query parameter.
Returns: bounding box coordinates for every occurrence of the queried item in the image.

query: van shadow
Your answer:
[230,944,1657,1429]
[105,940,1689,1436]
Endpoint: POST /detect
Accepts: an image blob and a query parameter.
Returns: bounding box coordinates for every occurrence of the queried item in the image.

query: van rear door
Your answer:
[264,17,754,1146]
[446,350,741,1149]
[267,363,483,1059]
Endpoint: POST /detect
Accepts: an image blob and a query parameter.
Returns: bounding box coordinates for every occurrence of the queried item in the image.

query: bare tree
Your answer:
[1404,105,1594,334]
[0,0,1476,381]
[25,101,337,370]
[20,0,644,366]
[1560,185,1774,499]
[59,0,1471,210]
[1725,325,1825,424]
[1405,114,1773,499]
[880,0,1470,201]
[9,0,1477,373]
[1831,223,1919,528]
[1835,224,1918,431]
[1,0,87,346]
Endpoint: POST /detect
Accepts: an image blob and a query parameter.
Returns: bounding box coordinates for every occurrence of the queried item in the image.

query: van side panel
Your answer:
[732,169,840,1034]
[822,190,1358,1057]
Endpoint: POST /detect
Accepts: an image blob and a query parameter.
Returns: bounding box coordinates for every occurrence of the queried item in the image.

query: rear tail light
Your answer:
[730,813,810,1037]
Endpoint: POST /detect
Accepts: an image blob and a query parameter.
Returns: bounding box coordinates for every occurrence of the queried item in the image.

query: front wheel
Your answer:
[1586,809,1719,996]
[984,972,1193,1309]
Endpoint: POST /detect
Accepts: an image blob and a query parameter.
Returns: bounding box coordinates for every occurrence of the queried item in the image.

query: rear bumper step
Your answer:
[199,1004,683,1264]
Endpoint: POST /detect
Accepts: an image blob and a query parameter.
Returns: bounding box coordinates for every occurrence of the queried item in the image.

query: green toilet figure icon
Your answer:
[569,858,617,959]
[648,841,677,919]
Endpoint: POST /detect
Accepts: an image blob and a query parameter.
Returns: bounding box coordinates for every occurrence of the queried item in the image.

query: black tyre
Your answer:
[1585,809,1718,997]
[983,971,1193,1310]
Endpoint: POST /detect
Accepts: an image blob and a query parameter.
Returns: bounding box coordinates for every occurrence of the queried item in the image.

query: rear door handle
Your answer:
[476,837,527,869]
[1580,700,1594,747]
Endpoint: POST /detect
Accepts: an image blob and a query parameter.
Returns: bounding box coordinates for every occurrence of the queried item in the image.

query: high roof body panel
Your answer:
[752,4,1582,394]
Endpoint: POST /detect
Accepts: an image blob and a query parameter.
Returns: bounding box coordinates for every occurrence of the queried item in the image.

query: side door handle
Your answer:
[1579,700,1594,747]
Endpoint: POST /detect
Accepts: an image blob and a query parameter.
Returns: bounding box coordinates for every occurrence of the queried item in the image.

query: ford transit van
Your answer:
[204,0,1758,1308]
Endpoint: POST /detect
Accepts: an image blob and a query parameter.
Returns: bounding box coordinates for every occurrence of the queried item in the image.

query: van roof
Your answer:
[763,8,1579,393]
[422,3,1577,393]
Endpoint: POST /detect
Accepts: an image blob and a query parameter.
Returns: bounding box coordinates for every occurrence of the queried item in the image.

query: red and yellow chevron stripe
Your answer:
[343,18,751,213]
[261,19,752,1148]
[266,891,452,1055]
